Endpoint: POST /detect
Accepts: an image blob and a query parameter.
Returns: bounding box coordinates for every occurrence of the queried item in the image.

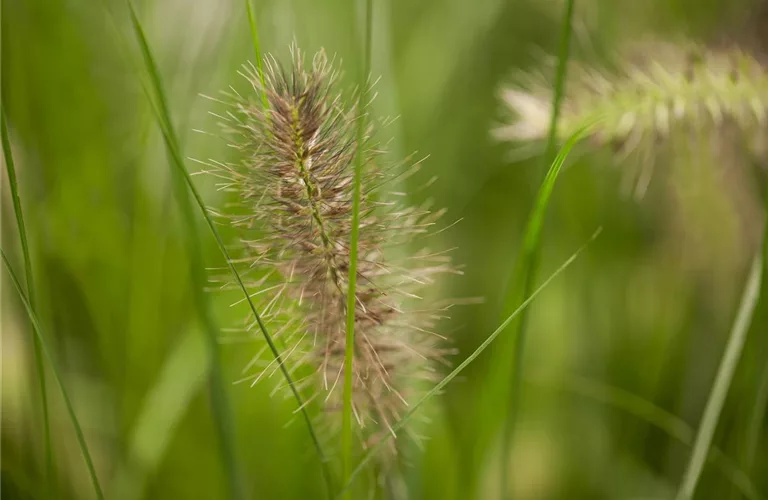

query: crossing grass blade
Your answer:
[497,2,576,495]
[127,2,335,496]
[1,250,105,500]
[127,4,246,498]
[1,109,55,495]
[337,227,601,497]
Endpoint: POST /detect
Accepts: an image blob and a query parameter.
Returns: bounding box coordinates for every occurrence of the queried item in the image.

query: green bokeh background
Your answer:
[2,0,768,498]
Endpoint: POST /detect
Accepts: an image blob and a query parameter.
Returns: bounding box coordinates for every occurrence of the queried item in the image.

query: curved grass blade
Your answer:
[337,228,602,497]
[1,250,105,500]
[126,3,334,495]
[1,110,55,494]
[497,2,575,495]
[342,0,374,497]
[127,5,246,499]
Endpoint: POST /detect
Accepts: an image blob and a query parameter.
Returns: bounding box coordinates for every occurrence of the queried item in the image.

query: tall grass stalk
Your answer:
[342,0,373,497]
[675,122,768,498]
[244,0,269,112]
[337,227,601,497]
[127,5,246,498]
[1,251,105,500]
[126,3,335,496]
[1,110,55,494]
[675,253,763,500]
[497,3,575,493]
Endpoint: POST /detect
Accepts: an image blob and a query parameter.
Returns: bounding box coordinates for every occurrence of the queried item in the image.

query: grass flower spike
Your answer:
[496,42,768,195]
[205,45,456,461]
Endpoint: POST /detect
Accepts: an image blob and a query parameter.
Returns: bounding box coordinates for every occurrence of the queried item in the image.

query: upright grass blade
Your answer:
[342,0,373,497]
[740,363,768,487]
[336,229,601,497]
[1,110,55,494]
[497,2,575,495]
[127,5,246,499]
[125,3,335,495]
[676,110,768,499]
[1,251,105,500]
[244,0,269,112]
[675,253,763,500]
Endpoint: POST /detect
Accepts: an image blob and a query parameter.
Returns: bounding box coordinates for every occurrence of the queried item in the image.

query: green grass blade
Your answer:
[126,3,334,495]
[244,0,269,112]
[342,0,373,497]
[1,110,55,494]
[675,253,763,500]
[126,5,246,499]
[1,250,105,500]
[337,228,601,497]
[498,2,575,493]
[740,363,768,483]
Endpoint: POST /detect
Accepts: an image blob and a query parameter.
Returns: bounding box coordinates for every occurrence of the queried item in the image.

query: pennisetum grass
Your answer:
[204,42,455,494]
[495,28,768,500]
[1,250,105,500]
[495,40,768,196]
[127,4,247,499]
[202,14,467,500]
[1,109,55,495]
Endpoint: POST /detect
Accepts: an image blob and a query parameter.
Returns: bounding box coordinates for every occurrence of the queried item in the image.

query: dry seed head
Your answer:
[495,41,768,194]
[204,45,456,459]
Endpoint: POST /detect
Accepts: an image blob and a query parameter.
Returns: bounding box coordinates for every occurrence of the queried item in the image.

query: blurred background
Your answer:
[3,0,768,498]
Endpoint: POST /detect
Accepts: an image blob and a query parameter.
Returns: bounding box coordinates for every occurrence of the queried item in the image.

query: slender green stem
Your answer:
[1,110,54,494]
[1,251,104,500]
[675,254,763,500]
[676,85,768,498]
[127,5,246,499]
[741,362,768,480]
[342,0,373,497]
[244,0,269,112]
[498,1,574,497]
[337,229,601,498]
[125,3,334,495]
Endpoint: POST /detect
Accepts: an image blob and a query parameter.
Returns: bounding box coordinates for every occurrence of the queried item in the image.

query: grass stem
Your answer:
[1,251,104,500]
[342,0,373,497]
[1,109,55,495]
[127,5,246,498]
[674,253,762,500]
[497,5,574,491]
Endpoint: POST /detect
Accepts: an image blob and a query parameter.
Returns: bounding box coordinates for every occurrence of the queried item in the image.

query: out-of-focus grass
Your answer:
[2,0,768,499]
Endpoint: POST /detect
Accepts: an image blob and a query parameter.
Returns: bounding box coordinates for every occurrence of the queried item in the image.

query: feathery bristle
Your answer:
[206,44,456,459]
[495,41,768,195]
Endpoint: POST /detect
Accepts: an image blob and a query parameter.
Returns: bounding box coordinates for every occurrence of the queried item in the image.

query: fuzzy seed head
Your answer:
[205,45,456,459]
[495,41,768,195]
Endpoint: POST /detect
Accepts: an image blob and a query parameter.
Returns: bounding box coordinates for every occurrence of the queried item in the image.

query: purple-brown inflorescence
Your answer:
[203,45,457,458]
